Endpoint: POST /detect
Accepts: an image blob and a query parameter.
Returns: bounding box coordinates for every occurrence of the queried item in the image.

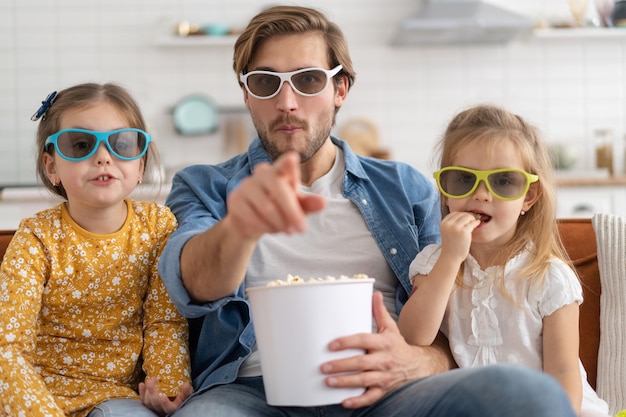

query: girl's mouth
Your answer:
[92,174,115,182]
[473,212,491,222]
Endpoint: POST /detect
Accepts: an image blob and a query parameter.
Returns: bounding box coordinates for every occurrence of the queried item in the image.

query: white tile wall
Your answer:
[2,0,626,183]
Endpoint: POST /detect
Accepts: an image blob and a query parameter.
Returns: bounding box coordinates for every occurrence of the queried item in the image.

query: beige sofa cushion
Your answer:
[592,213,626,415]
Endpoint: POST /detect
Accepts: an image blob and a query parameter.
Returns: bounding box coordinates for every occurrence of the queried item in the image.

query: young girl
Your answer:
[0,83,192,417]
[397,104,609,417]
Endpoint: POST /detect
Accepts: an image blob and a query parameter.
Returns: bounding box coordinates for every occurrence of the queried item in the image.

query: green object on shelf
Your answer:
[612,0,626,26]
[549,143,578,170]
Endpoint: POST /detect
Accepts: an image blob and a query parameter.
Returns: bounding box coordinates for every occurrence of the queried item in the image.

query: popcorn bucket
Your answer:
[246,278,374,406]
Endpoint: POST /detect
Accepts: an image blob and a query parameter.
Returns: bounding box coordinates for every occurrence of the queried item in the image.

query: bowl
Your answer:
[172,95,219,136]
[203,23,230,36]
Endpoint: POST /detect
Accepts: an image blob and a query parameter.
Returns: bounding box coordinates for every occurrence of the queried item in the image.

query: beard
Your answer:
[252,107,337,162]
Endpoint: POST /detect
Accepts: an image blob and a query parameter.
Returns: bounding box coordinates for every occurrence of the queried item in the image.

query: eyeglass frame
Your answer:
[239,65,343,99]
[433,166,539,201]
[45,128,152,162]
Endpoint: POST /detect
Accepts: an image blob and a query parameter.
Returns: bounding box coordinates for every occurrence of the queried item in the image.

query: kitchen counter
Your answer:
[557,176,626,187]
[555,176,626,218]
[0,184,171,230]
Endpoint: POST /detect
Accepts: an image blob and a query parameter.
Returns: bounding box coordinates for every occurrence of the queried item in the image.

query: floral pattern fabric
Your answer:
[0,201,190,417]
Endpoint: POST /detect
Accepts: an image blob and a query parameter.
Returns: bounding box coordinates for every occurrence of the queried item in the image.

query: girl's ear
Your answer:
[42,152,60,186]
[138,158,146,183]
[522,182,541,211]
[139,157,146,176]
[43,152,57,177]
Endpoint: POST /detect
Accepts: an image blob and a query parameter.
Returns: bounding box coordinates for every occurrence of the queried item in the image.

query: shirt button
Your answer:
[361,199,368,205]
[390,248,397,255]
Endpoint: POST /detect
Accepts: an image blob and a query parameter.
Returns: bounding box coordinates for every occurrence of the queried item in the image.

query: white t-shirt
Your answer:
[240,146,396,377]
[409,244,609,415]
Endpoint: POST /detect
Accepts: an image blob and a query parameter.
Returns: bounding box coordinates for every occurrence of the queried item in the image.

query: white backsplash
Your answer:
[1,0,625,184]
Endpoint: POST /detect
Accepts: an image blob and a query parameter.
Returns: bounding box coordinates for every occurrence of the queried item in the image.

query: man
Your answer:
[156,5,575,417]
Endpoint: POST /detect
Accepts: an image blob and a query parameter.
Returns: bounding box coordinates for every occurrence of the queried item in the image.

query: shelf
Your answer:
[153,29,626,48]
[154,34,237,47]
[533,28,626,39]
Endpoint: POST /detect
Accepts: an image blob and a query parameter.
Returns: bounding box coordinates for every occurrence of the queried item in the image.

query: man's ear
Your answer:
[242,86,251,110]
[334,76,349,108]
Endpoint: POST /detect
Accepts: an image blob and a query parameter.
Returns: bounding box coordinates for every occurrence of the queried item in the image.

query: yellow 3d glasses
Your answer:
[433,167,539,201]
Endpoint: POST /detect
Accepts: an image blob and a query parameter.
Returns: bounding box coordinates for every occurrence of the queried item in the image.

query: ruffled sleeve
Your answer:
[408,244,442,283]
[534,259,583,318]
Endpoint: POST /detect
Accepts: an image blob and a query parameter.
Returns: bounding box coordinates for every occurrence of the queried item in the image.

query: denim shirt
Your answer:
[159,137,441,394]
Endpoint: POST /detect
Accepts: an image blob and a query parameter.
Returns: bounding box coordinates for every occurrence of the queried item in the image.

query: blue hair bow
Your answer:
[31,91,58,121]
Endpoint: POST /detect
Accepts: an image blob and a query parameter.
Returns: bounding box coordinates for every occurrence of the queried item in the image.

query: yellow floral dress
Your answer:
[0,200,190,417]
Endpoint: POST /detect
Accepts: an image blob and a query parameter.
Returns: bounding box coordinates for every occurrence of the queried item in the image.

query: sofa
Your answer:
[0,216,623,414]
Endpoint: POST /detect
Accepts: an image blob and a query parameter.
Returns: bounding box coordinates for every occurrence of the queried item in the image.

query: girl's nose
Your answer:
[93,143,112,165]
[472,180,492,201]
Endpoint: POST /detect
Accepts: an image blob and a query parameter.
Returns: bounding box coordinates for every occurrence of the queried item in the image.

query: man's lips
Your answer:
[276,124,302,134]
[271,116,307,134]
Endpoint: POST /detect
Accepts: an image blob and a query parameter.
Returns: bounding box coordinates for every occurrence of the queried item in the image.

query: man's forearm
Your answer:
[427,332,457,374]
[180,218,257,303]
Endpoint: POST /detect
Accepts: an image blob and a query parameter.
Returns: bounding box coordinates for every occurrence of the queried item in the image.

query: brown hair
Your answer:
[434,104,572,292]
[35,82,160,199]
[233,5,356,89]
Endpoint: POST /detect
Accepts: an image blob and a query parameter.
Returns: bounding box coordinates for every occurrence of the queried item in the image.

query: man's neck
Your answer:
[300,139,337,186]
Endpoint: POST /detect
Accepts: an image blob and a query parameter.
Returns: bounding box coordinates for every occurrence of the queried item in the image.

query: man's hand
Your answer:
[139,377,193,416]
[226,151,326,240]
[320,291,453,409]
[181,151,326,301]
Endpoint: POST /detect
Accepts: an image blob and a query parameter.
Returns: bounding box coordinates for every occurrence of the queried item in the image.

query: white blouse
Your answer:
[409,244,609,415]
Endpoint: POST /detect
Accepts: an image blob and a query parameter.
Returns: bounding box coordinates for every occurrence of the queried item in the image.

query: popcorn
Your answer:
[266,273,370,287]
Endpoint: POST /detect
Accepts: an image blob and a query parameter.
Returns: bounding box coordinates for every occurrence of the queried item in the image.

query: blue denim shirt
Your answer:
[159,137,441,394]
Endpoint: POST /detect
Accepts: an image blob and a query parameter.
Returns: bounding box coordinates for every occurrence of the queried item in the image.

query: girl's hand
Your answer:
[439,211,480,263]
[399,212,480,346]
[138,377,193,416]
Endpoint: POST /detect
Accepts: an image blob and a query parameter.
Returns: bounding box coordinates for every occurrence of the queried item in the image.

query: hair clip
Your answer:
[31,91,58,121]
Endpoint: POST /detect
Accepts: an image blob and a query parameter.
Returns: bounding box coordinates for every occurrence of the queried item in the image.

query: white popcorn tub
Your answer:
[246,277,375,406]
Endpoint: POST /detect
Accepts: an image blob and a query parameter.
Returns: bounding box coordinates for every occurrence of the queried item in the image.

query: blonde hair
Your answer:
[35,82,160,199]
[233,5,356,90]
[434,104,573,292]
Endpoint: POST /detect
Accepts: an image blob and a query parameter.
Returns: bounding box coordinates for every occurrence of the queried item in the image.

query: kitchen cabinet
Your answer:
[556,177,626,218]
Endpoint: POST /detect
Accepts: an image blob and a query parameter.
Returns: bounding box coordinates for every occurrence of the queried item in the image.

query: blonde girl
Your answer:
[0,83,191,417]
[398,104,609,417]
